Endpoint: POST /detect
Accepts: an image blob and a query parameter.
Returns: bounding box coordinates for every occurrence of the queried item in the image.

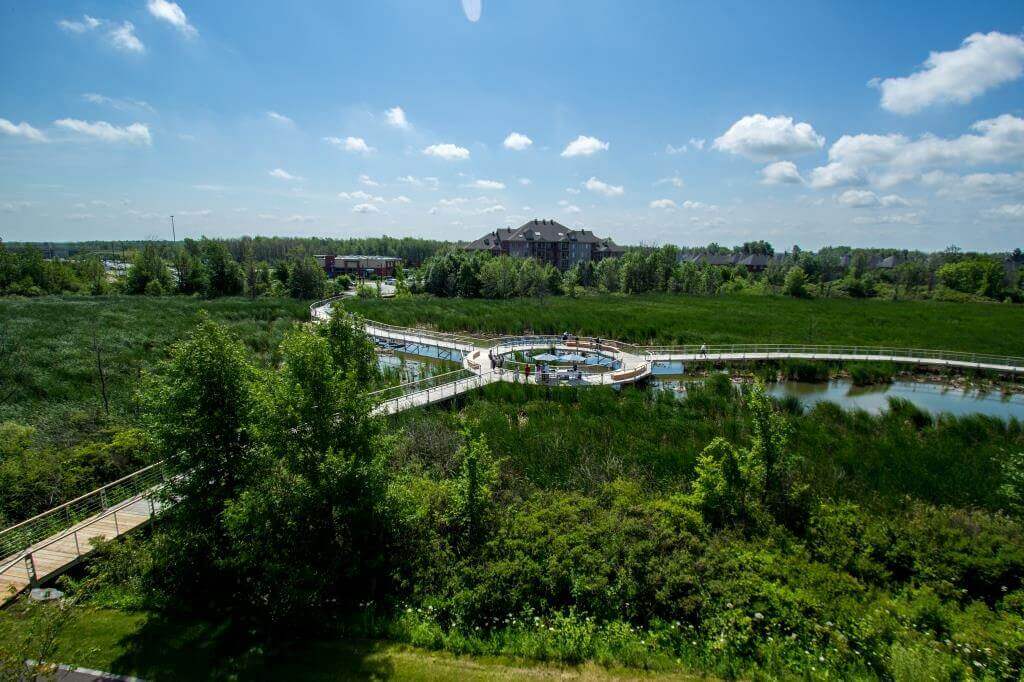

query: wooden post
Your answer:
[24,554,36,585]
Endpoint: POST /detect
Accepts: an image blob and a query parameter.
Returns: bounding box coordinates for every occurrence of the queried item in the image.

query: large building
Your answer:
[465,219,624,271]
[315,254,401,279]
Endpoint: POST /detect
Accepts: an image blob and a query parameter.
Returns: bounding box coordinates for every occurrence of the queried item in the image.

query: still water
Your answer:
[652,375,1024,420]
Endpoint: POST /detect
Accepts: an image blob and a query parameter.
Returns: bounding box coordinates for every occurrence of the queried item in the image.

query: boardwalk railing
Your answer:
[1,490,159,587]
[370,370,500,414]
[643,344,1024,371]
[367,368,477,405]
[0,462,167,561]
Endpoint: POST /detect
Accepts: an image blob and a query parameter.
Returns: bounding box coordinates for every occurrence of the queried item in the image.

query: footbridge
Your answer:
[3,306,1022,605]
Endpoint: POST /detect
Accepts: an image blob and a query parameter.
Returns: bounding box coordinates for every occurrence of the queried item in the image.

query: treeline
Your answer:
[5,235,447,267]
[0,239,340,300]
[416,244,1023,302]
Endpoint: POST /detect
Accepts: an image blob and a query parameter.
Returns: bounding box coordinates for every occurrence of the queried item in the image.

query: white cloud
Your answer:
[760,161,804,185]
[353,203,380,214]
[503,132,532,150]
[267,111,294,126]
[396,175,439,189]
[268,168,300,181]
[83,93,155,113]
[655,175,685,188]
[108,21,144,53]
[470,179,505,190]
[564,204,581,214]
[58,15,101,33]
[880,194,911,207]
[665,143,687,154]
[0,118,47,142]
[385,106,410,130]
[922,170,1024,199]
[713,114,824,159]
[565,188,580,195]
[682,200,717,210]
[873,32,1024,114]
[837,189,880,208]
[65,213,95,221]
[808,162,867,189]
[561,135,609,157]
[479,204,505,214]
[810,114,1024,189]
[423,143,470,160]
[518,178,531,186]
[324,136,375,154]
[852,212,923,225]
[339,190,383,202]
[147,0,198,38]
[285,214,316,223]
[689,137,706,151]
[985,203,1024,219]
[359,174,381,187]
[393,195,412,204]
[438,197,469,206]
[584,177,624,197]
[649,199,677,210]
[55,119,151,144]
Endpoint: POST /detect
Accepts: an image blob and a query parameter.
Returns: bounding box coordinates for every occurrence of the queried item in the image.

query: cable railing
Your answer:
[371,370,500,414]
[366,368,478,404]
[0,461,167,561]
[1,490,160,587]
[642,344,1024,370]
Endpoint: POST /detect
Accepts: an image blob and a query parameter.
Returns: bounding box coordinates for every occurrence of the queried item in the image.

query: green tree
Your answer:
[784,266,809,298]
[315,305,380,387]
[288,257,328,299]
[125,244,171,295]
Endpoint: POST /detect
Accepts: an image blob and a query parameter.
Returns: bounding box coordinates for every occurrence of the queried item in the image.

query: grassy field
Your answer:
[0,295,310,448]
[0,604,704,681]
[345,293,1024,356]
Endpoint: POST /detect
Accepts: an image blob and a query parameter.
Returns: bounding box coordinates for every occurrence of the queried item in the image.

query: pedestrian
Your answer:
[699,343,708,357]
[525,364,531,382]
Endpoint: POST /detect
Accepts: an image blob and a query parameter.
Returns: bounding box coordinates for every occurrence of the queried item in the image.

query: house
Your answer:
[315,254,401,279]
[465,219,623,270]
[678,252,784,272]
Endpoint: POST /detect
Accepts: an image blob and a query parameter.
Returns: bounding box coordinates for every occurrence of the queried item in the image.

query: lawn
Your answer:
[0,603,704,681]
[345,293,1024,357]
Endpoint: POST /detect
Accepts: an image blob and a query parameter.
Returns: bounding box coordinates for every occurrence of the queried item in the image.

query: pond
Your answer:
[651,375,1024,420]
[377,351,460,384]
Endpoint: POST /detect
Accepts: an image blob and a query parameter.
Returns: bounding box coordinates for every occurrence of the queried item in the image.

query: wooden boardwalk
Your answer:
[1,496,159,604]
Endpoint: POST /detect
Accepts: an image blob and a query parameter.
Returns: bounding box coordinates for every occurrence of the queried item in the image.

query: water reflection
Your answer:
[651,376,1024,420]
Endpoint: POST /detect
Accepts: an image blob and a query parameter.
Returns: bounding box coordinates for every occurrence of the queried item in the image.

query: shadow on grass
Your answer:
[110,613,395,680]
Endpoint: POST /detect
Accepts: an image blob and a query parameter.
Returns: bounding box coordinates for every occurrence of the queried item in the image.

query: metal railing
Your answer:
[1,490,160,587]
[642,344,1024,370]
[0,462,167,561]
[371,370,500,413]
[366,368,477,404]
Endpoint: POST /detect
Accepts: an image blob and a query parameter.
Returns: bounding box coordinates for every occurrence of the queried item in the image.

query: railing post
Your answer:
[113,511,120,535]
[24,554,37,585]
[73,530,81,556]
[100,489,109,509]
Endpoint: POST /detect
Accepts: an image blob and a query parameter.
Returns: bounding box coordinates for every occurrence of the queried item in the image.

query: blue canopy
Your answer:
[532,353,559,361]
[561,353,588,362]
[584,356,604,365]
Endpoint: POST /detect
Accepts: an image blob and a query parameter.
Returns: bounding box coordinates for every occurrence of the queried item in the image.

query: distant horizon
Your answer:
[3,2,1024,250]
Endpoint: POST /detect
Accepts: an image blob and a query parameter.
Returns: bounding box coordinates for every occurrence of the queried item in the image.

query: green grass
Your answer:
[0,295,309,448]
[345,292,1024,356]
[0,604,704,681]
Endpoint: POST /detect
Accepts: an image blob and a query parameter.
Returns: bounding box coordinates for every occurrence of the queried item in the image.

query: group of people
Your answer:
[561,331,604,348]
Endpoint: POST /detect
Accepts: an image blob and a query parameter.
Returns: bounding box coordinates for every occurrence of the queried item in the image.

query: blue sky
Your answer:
[2,1,1023,250]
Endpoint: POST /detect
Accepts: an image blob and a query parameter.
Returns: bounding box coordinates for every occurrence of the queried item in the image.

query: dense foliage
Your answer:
[413,244,1023,303]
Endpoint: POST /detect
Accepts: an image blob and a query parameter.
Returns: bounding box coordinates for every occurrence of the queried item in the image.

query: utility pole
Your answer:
[169,215,176,243]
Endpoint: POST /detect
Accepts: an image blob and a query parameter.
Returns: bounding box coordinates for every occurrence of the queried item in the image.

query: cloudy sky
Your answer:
[2,1,1023,250]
